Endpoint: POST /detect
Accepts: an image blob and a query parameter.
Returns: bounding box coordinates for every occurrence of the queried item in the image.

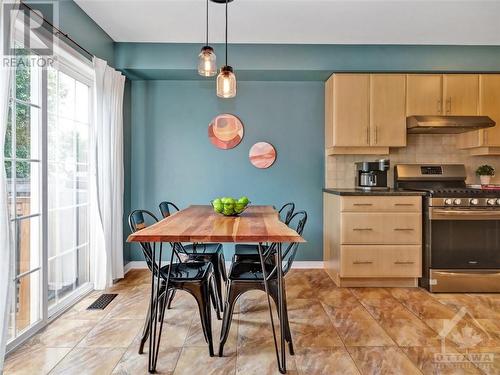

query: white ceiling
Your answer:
[75,0,500,45]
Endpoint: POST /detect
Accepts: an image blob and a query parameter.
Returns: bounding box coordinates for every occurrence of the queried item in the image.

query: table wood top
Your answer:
[127,205,305,244]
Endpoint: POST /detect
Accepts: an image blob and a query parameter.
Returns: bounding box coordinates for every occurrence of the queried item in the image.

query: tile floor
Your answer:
[4,269,500,375]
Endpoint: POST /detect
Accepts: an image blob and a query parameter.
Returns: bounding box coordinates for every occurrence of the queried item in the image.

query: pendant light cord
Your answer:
[206,0,209,46]
[225,0,228,66]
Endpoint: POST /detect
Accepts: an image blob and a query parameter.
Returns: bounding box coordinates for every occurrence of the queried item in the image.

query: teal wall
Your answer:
[128,80,324,261]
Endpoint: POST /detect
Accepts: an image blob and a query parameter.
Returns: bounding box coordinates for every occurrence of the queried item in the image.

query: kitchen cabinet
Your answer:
[324,193,422,287]
[370,74,406,147]
[458,74,500,155]
[325,74,406,154]
[406,74,443,116]
[443,74,479,115]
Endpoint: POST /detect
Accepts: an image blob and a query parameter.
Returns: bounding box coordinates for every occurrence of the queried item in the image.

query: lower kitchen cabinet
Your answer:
[323,193,422,287]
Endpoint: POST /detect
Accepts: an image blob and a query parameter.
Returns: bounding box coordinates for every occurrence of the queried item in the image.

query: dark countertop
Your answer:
[323,188,427,196]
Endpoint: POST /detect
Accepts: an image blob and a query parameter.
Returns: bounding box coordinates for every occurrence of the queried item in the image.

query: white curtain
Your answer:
[91,57,125,290]
[0,1,18,370]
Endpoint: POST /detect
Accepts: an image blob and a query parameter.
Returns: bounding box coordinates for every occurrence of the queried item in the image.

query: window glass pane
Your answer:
[15,103,40,160]
[47,67,57,114]
[75,81,89,124]
[15,161,41,217]
[15,216,41,275]
[48,206,77,258]
[77,205,89,247]
[58,72,75,119]
[48,251,77,307]
[15,51,31,102]
[10,270,41,336]
[4,105,12,158]
[5,161,14,220]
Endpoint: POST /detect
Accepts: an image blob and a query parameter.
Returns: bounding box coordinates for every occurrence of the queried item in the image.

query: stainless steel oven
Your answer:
[427,202,500,292]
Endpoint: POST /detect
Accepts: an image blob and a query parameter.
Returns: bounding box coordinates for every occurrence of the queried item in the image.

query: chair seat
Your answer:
[160,261,212,281]
[234,244,272,262]
[229,261,277,281]
[184,243,223,255]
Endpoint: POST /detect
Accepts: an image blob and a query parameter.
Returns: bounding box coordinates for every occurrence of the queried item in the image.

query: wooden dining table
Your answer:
[127,205,305,374]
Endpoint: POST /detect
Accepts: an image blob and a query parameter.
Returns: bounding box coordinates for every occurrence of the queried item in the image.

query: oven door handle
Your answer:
[430,208,500,220]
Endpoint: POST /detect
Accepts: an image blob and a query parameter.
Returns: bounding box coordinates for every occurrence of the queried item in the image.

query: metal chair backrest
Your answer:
[128,209,162,275]
[158,201,180,219]
[281,210,307,275]
[278,202,295,224]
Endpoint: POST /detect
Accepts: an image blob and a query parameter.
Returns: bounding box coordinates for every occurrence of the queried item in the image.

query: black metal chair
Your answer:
[218,210,308,357]
[128,209,218,357]
[233,202,295,262]
[158,201,226,313]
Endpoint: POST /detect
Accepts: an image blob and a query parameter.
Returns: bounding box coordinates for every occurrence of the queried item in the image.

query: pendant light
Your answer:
[198,0,217,77]
[216,0,236,98]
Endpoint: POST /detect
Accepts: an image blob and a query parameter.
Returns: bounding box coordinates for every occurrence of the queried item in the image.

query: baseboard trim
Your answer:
[124,260,324,274]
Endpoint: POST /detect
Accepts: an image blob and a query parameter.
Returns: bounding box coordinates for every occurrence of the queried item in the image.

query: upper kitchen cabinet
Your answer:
[325,73,405,154]
[457,74,500,155]
[325,74,371,151]
[406,74,443,116]
[443,74,479,115]
[370,74,406,147]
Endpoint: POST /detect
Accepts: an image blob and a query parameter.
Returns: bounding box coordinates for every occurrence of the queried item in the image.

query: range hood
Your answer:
[407,116,495,134]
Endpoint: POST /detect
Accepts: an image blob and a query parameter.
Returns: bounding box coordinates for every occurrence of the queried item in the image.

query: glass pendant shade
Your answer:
[216,66,237,98]
[198,46,217,77]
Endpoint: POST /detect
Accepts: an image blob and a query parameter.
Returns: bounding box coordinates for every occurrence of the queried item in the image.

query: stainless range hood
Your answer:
[407,116,495,134]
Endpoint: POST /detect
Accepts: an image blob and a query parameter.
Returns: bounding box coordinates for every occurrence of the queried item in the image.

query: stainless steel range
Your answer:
[395,164,500,293]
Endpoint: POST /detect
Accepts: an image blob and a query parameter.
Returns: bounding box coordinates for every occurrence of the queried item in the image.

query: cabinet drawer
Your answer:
[340,245,422,277]
[341,196,421,212]
[341,213,421,244]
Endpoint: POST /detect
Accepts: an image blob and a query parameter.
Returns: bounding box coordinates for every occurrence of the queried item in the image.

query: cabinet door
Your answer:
[332,74,370,147]
[443,74,479,115]
[370,74,406,147]
[479,74,500,147]
[406,74,443,116]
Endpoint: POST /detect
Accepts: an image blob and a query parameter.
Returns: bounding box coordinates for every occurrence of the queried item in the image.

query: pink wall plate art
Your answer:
[208,114,244,149]
[249,142,277,169]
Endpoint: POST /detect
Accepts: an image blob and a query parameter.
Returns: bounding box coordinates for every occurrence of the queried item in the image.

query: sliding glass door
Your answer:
[5,48,93,347]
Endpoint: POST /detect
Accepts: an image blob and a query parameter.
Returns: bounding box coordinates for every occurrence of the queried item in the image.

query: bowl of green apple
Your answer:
[211,196,250,216]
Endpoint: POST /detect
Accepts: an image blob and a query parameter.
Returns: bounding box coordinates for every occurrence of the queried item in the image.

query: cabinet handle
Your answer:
[366,126,369,145]
[353,228,373,231]
[394,203,414,206]
[353,261,373,265]
[437,99,442,114]
[446,97,452,114]
[353,203,373,206]
[394,228,414,231]
[394,261,415,265]
[374,126,378,144]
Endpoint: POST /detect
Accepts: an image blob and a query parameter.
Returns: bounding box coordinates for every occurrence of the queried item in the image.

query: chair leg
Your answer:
[167,289,176,309]
[218,281,239,357]
[139,285,166,355]
[187,281,214,357]
[210,275,222,320]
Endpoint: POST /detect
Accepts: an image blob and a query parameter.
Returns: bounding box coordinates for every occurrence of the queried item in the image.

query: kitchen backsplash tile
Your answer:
[326,134,500,188]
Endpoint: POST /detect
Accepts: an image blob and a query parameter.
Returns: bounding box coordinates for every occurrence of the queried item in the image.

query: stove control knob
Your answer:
[487,198,496,206]
[453,198,462,205]
[470,198,479,206]
[444,198,453,205]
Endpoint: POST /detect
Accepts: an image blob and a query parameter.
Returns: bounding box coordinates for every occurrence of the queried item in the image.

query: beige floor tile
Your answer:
[236,343,296,375]
[290,320,343,348]
[435,296,500,320]
[174,347,236,375]
[4,345,71,375]
[425,319,499,349]
[62,293,125,321]
[295,347,360,375]
[185,311,233,355]
[334,317,396,347]
[379,318,442,347]
[359,297,417,321]
[347,346,421,375]
[402,346,483,374]
[462,346,500,375]
[349,287,393,300]
[317,288,359,306]
[49,347,125,375]
[29,318,96,348]
[401,298,457,320]
[322,300,374,322]
[78,319,142,348]
[111,336,181,375]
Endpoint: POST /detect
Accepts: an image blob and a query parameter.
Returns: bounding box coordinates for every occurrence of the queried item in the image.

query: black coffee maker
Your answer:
[355,159,390,190]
